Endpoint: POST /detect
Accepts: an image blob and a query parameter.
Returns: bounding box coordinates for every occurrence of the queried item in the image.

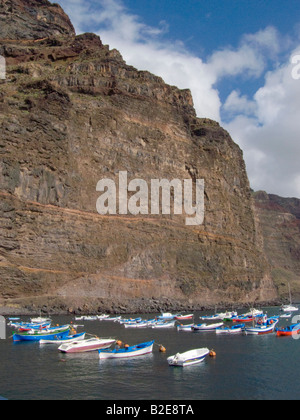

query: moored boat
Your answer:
[99,341,154,360]
[124,321,148,328]
[168,348,210,367]
[276,323,300,337]
[244,316,279,335]
[40,332,86,345]
[281,304,298,313]
[192,322,223,332]
[13,325,70,342]
[157,313,177,320]
[216,324,245,335]
[232,316,254,323]
[175,314,194,320]
[58,337,116,353]
[177,324,193,332]
[151,320,176,329]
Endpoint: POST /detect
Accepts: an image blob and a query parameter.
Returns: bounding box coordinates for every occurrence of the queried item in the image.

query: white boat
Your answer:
[40,332,86,345]
[151,320,176,329]
[30,316,52,324]
[97,314,110,320]
[177,324,193,332]
[99,341,154,360]
[124,321,148,329]
[168,348,210,367]
[280,312,292,318]
[58,337,116,353]
[200,311,237,321]
[119,317,142,324]
[192,322,224,331]
[281,283,298,312]
[281,304,298,313]
[157,313,176,320]
[243,308,264,317]
[102,316,122,322]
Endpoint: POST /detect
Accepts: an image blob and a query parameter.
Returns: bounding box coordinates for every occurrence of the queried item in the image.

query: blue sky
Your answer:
[57,0,300,198]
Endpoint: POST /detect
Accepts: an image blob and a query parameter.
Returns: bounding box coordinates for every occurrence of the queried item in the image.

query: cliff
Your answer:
[253,191,300,302]
[0,0,278,314]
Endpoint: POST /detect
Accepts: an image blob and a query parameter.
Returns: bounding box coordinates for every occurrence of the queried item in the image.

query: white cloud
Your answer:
[57,0,300,197]
[224,52,300,197]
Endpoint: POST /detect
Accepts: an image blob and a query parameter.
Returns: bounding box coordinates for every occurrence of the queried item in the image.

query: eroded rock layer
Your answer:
[0,0,277,313]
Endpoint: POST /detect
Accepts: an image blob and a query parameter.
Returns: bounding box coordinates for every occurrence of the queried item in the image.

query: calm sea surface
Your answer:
[0,307,300,401]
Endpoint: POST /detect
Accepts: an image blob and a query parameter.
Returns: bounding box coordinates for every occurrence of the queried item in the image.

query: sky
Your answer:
[56,0,300,198]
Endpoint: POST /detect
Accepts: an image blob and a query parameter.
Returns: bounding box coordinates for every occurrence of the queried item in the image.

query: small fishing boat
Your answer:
[280,283,298,312]
[157,313,176,320]
[97,314,110,320]
[99,341,154,360]
[192,322,223,332]
[168,348,210,367]
[244,316,279,335]
[175,314,194,320]
[40,332,86,345]
[13,325,70,342]
[30,316,52,324]
[124,321,148,329]
[216,324,245,335]
[232,315,254,323]
[151,320,176,329]
[119,317,142,324]
[280,313,292,318]
[10,321,51,330]
[58,337,116,353]
[102,316,122,322]
[200,314,221,321]
[177,324,193,332]
[276,324,300,337]
[281,304,298,313]
[200,311,237,321]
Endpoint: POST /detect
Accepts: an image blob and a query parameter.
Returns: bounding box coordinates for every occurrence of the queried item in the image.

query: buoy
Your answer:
[159,345,166,353]
[209,350,216,357]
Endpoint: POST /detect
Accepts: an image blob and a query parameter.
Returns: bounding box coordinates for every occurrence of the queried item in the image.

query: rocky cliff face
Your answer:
[253,191,300,302]
[0,0,75,40]
[0,0,277,313]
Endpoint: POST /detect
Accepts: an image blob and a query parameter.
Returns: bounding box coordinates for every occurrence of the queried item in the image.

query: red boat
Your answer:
[175,314,194,320]
[232,316,254,323]
[276,324,300,337]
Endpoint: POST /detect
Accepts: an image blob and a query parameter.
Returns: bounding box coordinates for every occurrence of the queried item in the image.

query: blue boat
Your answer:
[99,340,154,359]
[13,325,70,342]
[216,324,245,334]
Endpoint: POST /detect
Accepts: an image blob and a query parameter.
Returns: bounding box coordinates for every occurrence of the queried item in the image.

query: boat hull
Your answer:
[58,338,116,353]
[276,324,300,337]
[13,328,70,342]
[192,322,223,331]
[40,333,86,345]
[216,325,244,335]
[99,341,154,360]
[168,348,210,367]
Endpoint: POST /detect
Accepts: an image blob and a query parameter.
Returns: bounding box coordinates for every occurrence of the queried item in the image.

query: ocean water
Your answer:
[0,307,300,401]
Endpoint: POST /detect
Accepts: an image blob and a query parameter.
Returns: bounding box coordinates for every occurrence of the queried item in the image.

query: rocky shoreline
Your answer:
[0,296,283,317]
